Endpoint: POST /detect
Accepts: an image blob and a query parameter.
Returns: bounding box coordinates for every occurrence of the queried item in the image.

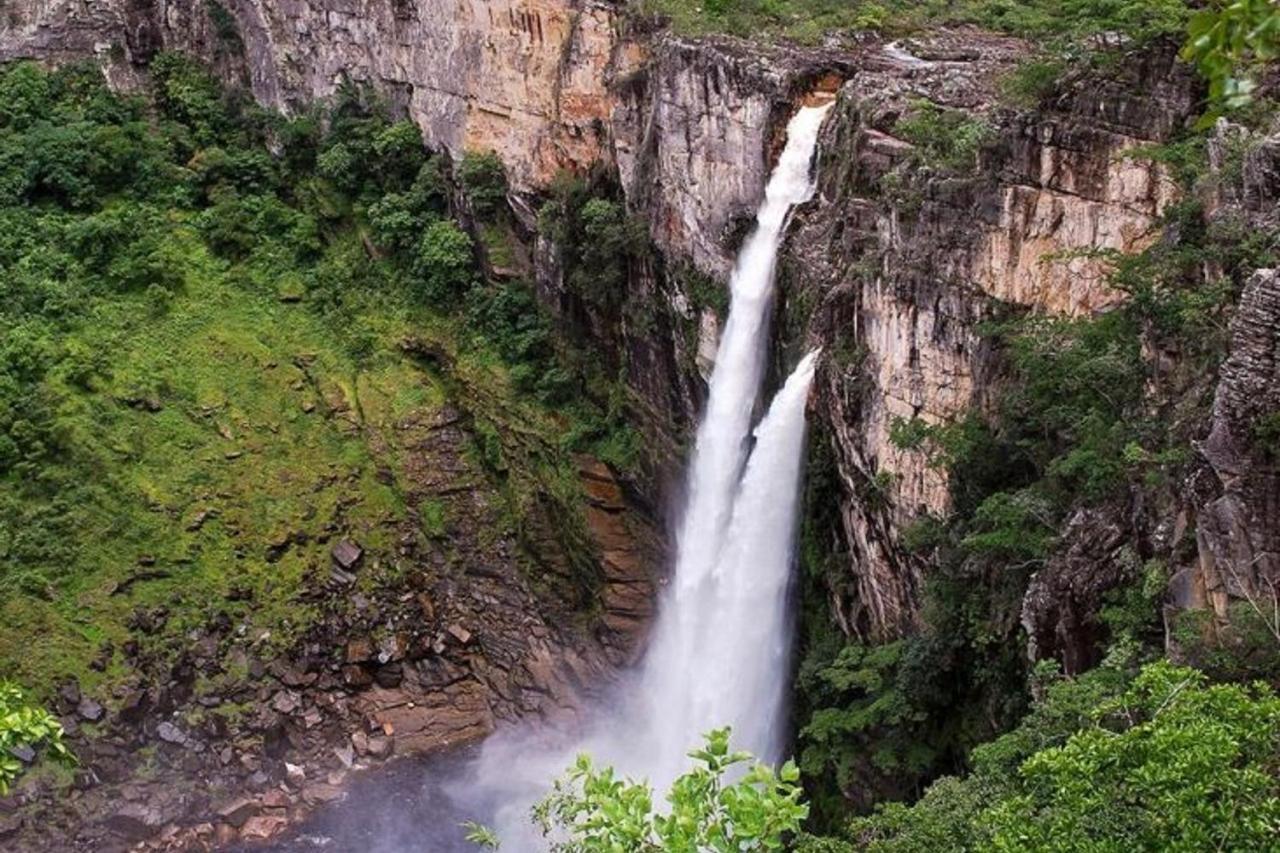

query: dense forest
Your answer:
[1,0,1278,850]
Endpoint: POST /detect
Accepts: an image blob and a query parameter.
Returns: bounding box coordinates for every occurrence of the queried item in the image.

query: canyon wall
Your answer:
[3,0,619,189]
[781,41,1197,646]
[5,0,1276,688]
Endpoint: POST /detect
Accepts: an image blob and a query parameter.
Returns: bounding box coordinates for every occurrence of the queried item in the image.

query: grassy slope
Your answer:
[6,221,411,691]
[0,61,607,701]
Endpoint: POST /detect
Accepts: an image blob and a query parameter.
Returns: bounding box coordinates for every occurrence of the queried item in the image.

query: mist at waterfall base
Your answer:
[264,102,831,853]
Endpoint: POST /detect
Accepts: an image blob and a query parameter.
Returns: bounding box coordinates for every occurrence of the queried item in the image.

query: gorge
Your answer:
[0,1,1278,851]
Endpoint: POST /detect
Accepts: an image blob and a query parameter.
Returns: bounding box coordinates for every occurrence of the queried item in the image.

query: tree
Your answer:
[843,659,1280,852]
[981,661,1280,852]
[472,729,809,851]
[413,219,476,303]
[458,151,508,220]
[1183,0,1280,113]
[0,682,74,794]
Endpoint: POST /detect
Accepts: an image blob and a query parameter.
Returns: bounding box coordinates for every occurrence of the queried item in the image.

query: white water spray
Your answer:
[459,103,831,845]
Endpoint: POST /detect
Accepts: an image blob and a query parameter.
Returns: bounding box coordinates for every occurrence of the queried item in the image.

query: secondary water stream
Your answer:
[271,101,832,852]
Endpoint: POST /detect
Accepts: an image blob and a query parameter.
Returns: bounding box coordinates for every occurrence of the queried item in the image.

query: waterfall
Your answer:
[639,349,820,775]
[625,102,830,782]
[457,102,831,846]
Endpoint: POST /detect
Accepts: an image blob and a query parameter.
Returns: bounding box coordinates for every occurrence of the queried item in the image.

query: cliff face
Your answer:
[3,0,620,190]
[4,1,1280,843]
[779,41,1197,644]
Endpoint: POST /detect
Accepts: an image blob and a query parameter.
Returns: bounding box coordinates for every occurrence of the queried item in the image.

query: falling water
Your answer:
[456,102,832,846]
[639,349,820,773]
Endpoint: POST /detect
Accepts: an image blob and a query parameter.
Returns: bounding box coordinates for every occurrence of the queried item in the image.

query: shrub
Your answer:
[894,100,992,173]
[846,659,1280,853]
[371,120,426,188]
[458,151,508,220]
[516,729,809,851]
[1183,0,1280,114]
[413,219,475,303]
[998,58,1065,108]
[982,662,1280,851]
[0,682,75,794]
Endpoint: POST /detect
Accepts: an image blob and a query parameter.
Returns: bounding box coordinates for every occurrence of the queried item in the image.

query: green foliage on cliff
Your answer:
[458,150,509,220]
[0,682,74,794]
[812,659,1280,852]
[539,174,649,311]
[1182,0,1280,113]
[0,56,623,699]
[893,102,992,174]
[634,0,1192,46]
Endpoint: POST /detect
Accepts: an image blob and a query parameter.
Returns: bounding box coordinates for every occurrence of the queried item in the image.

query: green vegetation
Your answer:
[805,658,1280,852]
[997,59,1066,109]
[458,150,508,220]
[470,729,809,851]
[0,57,629,699]
[633,0,1191,46]
[893,101,992,174]
[0,682,74,794]
[1183,0,1280,113]
[538,173,649,312]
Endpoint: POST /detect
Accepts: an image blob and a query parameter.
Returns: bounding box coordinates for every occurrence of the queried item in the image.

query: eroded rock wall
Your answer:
[782,41,1196,642]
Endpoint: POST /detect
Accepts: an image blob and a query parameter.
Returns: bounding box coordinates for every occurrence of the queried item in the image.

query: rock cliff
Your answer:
[779,39,1197,643]
[3,0,620,189]
[4,1,1280,845]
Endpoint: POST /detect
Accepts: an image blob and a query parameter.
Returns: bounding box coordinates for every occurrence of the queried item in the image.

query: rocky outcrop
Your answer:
[782,37,1196,642]
[1177,268,1280,631]
[611,37,849,280]
[0,379,659,850]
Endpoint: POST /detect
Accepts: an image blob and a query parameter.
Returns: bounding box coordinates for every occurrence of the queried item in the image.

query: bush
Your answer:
[844,659,1280,852]
[413,219,475,303]
[0,682,75,794]
[371,120,426,188]
[458,151,508,220]
[894,100,992,174]
[982,662,1279,851]
[473,729,809,851]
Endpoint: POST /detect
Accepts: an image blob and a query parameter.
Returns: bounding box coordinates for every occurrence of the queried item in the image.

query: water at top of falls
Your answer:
[453,102,832,846]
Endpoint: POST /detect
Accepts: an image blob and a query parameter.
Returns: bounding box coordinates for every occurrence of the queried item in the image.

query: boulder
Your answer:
[213,796,259,828]
[103,802,165,840]
[156,722,186,745]
[345,637,374,663]
[331,539,363,571]
[239,814,289,841]
[272,690,302,715]
[77,699,106,722]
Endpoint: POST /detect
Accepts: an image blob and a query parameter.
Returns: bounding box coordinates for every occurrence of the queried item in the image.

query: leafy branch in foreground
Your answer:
[471,728,808,851]
[0,681,75,794]
[1182,0,1280,114]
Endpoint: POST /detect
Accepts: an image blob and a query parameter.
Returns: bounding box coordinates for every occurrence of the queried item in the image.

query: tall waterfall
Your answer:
[459,102,831,845]
[626,103,829,782]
